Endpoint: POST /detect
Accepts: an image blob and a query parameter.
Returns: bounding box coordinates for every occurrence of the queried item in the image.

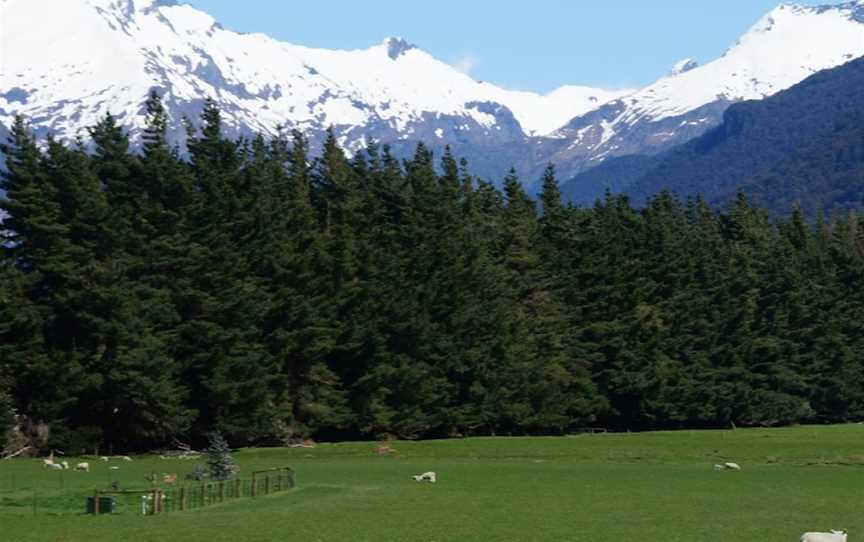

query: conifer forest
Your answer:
[2,93,864,453]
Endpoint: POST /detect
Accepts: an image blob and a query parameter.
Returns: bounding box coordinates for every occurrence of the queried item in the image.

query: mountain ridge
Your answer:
[561,56,864,216]
[2,0,864,190]
[536,0,864,182]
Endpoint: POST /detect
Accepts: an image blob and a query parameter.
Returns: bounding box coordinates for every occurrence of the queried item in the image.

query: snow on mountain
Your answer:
[545,0,864,181]
[0,0,623,156]
[626,2,864,122]
[2,0,864,190]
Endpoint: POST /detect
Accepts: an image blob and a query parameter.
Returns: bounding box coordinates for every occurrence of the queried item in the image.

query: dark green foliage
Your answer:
[733,113,864,216]
[561,155,662,206]
[0,368,14,446]
[3,96,864,452]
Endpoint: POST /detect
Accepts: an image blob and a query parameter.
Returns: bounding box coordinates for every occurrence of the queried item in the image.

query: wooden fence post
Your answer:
[180,487,186,511]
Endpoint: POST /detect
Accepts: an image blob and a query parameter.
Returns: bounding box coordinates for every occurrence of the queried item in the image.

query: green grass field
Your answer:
[1,425,863,541]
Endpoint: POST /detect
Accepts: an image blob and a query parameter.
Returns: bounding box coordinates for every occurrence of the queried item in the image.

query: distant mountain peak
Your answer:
[383,37,417,60]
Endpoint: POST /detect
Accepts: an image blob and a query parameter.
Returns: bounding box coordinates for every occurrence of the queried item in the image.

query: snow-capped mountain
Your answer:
[0,0,625,152]
[542,1,864,181]
[1,0,864,190]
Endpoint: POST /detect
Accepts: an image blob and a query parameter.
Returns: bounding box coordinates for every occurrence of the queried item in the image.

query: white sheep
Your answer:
[42,451,56,468]
[412,471,437,483]
[801,530,848,542]
[60,460,69,470]
[122,456,132,462]
[100,456,109,462]
[724,462,741,470]
[48,462,63,470]
[75,462,90,472]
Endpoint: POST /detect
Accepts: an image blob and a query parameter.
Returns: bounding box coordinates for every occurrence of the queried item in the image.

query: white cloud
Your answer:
[451,54,479,76]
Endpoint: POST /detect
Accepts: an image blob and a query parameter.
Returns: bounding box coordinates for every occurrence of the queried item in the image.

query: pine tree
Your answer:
[205,431,236,481]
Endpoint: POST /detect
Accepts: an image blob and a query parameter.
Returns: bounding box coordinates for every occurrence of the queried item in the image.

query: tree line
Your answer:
[2,93,864,453]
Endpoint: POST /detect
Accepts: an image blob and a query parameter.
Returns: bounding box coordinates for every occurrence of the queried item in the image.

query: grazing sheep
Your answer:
[42,458,55,468]
[100,456,109,462]
[48,462,63,470]
[122,456,132,462]
[801,530,848,542]
[724,462,741,470]
[60,461,69,470]
[75,462,90,472]
[713,464,724,471]
[412,471,437,483]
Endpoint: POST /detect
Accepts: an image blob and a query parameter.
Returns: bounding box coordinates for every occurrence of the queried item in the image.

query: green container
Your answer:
[86,496,115,514]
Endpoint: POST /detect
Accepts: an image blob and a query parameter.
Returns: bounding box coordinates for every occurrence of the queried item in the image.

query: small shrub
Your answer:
[185,465,209,482]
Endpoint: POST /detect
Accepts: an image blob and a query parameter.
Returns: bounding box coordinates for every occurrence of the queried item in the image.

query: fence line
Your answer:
[90,467,295,515]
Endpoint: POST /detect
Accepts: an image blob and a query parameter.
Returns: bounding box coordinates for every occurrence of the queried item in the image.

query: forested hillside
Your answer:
[3,93,864,453]
[561,56,864,214]
[732,112,864,215]
[561,154,661,206]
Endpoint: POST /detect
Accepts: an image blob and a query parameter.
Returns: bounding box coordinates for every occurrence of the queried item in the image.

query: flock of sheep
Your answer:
[42,453,134,473]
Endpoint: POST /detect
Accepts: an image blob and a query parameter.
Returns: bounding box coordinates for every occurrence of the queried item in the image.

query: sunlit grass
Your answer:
[1,425,862,541]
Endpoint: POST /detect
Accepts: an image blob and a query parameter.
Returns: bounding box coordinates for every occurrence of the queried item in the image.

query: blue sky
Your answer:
[187,0,844,93]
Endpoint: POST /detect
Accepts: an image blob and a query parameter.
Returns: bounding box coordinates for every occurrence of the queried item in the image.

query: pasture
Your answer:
[1,425,863,541]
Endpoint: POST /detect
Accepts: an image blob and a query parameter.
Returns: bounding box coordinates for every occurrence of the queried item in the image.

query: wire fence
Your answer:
[90,467,295,515]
